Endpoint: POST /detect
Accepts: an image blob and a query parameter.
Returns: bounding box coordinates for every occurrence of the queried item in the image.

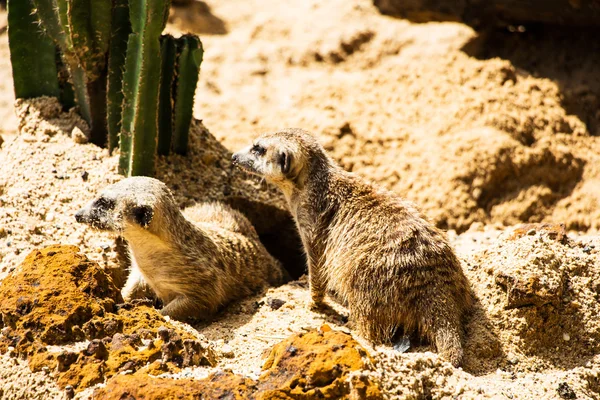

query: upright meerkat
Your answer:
[75,177,284,321]
[232,129,473,366]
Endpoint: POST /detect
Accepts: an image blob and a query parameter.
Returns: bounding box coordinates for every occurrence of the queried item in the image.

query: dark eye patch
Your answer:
[95,197,115,210]
[279,150,291,174]
[251,144,266,156]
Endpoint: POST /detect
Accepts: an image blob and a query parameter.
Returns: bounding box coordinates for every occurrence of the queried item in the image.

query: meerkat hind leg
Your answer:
[352,305,398,345]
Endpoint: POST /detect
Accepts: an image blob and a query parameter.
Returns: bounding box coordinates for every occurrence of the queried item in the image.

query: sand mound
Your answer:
[464,225,600,371]
[181,0,600,234]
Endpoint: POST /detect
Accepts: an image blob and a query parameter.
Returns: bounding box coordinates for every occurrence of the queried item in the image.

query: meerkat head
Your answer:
[232,128,331,189]
[75,177,176,234]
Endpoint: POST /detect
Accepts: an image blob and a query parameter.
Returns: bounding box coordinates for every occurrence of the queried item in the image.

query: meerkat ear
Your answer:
[279,150,293,175]
[132,205,153,228]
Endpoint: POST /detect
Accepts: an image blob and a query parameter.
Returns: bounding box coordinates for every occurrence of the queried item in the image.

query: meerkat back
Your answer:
[183,202,259,239]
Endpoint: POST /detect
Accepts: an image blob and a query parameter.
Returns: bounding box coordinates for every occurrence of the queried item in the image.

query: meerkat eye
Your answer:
[95,197,115,210]
[251,144,266,156]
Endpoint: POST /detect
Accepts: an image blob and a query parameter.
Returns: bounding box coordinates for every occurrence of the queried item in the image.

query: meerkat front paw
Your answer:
[160,296,204,321]
[309,299,326,311]
[121,287,134,303]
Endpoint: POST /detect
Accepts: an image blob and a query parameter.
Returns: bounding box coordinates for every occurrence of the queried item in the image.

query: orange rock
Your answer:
[95,328,383,400]
[0,245,121,354]
[94,371,256,400]
[257,329,382,399]
[0,245,217,392]
[507,223,568,243]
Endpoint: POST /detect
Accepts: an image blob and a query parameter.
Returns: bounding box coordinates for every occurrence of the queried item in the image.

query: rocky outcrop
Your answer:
[497,223,569,309]
[465,229,600,361]
[0,245,217,392]
[95,327,382,400]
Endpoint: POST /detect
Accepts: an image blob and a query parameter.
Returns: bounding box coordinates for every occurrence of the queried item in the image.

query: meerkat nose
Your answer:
[231,153,240,164]
[75,209,86,223]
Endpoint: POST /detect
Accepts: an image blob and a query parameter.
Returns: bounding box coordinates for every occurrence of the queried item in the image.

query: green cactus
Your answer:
[156,34,204,157]
[8,0,203,176]
[67,0,112,146]
[107,0,131,153]
[119,0,170,176]
[157,34,177,156]
[56,53,76,109]
[68,0,112,81]
[7,0,60,99]
[172,34,203,155]
[31,0,111,146]
[31,0,70,50]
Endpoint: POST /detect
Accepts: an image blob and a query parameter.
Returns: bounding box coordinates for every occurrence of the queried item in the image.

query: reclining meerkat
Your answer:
[75,176,284,321]
[232,128,473,367]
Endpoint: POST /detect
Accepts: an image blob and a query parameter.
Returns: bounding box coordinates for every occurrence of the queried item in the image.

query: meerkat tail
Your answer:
[430,316,464,368]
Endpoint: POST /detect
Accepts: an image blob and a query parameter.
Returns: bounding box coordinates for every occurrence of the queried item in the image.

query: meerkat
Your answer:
[232,128,473,367]
[75,176,284,321]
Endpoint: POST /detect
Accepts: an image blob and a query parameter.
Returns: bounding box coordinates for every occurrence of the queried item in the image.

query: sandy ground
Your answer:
[1,0,600,399]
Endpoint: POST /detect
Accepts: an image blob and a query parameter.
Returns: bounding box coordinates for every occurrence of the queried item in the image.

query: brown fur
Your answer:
[75,177,284,321]
[233,128,473,366]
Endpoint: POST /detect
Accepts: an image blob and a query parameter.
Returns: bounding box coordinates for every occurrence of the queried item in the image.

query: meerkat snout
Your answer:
[75,176,285,321]
[233,128,473,367]
[74,208,85,223]
[233,137,308,192]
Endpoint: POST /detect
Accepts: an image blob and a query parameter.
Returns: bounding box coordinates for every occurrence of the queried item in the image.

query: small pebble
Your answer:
[71,127,89,144]
[221,344,235,358]
[557,382,576,399]
[286,345,298,356]
[393,336,411,353]
[527,229,536,236]
[563,333,570,341]
[81,171,89,181]
[266,297,286,310]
